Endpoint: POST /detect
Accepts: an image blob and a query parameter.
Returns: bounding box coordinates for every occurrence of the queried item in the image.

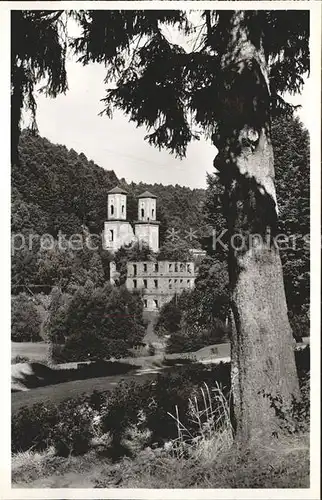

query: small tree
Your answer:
[166,322,229,354]
[158,239,193,262]
[50,282,145,362]
[155,296,183,337]
[11,293,41,342]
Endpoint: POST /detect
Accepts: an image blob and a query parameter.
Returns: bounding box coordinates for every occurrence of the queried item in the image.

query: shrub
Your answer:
[166,321,230,354]
[289,312,310,342]
[259,347,310,435]
[12,395,97,457]
[48,282,145,362]
[295,345,310,380]
[155,299,182,337]
[53,398,94,456]
[11,293,42,342]
[12,402,59,453]
[147,343,156,356]
[100,362,232,457]
[261,383,310,435]
[11,355,29,364]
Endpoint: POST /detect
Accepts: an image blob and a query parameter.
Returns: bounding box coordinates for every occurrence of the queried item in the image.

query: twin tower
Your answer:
[103,186,160,253]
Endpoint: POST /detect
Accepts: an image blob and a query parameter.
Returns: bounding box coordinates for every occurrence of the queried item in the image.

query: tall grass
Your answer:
[167,382,233,462]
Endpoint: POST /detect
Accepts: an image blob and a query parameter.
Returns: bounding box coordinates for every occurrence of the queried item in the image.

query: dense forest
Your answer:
[12,131,206,242]
[11,132,206,294]
[12,115,309,342]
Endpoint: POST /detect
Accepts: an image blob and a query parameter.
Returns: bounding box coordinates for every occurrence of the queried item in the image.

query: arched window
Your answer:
[110,229,114,242]
[141,208,145,218]
[111,204,114,215]
[122,205,125,214]
[152,208,155,218]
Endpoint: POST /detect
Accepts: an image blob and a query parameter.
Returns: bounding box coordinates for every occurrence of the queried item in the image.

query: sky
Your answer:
[23,18,311,190]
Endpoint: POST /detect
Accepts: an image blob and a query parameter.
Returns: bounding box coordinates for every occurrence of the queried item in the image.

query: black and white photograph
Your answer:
[1,1,320,497]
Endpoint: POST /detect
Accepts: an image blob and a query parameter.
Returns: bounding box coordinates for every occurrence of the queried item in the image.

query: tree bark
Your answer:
[214,12,300,445]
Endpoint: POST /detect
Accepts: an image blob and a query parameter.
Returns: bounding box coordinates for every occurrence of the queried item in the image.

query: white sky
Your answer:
[24,17,311,189]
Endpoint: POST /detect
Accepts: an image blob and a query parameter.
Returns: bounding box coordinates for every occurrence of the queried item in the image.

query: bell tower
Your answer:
[134,191,160,252]
[107,186,127,221]
[103,186,135,251]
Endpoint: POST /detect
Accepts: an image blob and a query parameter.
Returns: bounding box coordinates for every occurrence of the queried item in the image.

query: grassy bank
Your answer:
[12,433,309,488]
[11,347,310,489]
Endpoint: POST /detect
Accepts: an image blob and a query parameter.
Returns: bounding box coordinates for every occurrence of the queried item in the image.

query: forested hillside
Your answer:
[13,131,119,237]
[123,182,207,245]
[12,116,309,334]
[11,131,206,293]
[12,131,206,242]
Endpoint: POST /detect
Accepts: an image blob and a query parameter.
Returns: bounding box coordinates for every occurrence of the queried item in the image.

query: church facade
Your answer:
[105,186,196,311]
[103,186,160,253]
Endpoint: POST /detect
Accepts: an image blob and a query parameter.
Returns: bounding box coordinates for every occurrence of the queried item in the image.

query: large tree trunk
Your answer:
[213,12,300,445]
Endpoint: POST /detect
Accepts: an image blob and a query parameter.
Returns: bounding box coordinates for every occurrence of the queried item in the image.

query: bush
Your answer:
[12,395,97,456]
[11,293,42,342]
[166,321,230,354]
[48,282,145,362]
[53,398,94,456]
[155,300,182,337]
[12,402,59,453]
[11,355,29,364]
[289,312,310,342]
[101,363,231,455]
[147,343,156,356]
[295,345,310,381]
